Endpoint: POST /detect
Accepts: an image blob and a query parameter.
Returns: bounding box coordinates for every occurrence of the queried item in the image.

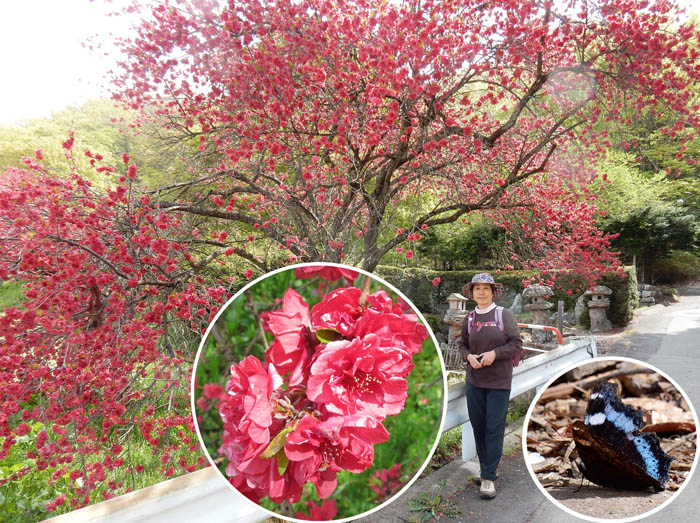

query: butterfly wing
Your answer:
[572,421,665,491]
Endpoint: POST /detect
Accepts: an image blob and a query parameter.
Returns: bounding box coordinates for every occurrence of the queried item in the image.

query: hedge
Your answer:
[376,265,638,328]
[375,266,538,313]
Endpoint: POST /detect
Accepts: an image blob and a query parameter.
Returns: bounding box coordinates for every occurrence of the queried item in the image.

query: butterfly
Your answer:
[572,381,673,491]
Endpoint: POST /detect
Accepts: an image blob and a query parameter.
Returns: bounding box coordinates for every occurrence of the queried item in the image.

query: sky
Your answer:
[1,0,698,126]
[0,0,132,125]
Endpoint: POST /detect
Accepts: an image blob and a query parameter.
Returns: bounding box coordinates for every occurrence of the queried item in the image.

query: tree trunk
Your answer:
[642,250,655,284]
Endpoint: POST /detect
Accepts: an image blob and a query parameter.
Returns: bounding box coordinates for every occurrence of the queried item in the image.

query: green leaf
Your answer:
[315,328,343,344]
[277,450,289,476]
[260,425,293,459]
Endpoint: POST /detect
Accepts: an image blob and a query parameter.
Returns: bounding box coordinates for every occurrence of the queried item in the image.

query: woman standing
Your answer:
[458,273,522,499]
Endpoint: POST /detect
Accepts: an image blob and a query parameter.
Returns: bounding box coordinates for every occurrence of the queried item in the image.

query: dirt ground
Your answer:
[546,484,673,519]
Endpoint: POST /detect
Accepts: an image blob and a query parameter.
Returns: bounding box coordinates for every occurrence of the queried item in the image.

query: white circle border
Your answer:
[521,355,700,523]
[190,262,449,523]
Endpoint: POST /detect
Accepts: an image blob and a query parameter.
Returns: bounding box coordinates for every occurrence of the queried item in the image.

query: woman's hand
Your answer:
[467,353,483,369]
[479,350,496,367]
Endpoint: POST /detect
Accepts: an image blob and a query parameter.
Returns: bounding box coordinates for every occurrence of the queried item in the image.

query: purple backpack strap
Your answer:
[495,306,505,333]
[497,306,524,366]
[467,310,476,335]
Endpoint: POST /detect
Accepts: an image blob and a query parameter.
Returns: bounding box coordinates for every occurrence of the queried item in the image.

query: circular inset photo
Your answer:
[192,263,446,521]
[524,357,698,522]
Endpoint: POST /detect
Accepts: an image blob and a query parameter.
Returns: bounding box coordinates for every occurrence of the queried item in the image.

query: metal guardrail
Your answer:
[44,466,268,523]
[44,338,597,522]
[445,336,597,461]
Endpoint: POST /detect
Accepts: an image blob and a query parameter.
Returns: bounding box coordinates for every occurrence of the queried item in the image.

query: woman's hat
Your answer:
[463,272,504,299]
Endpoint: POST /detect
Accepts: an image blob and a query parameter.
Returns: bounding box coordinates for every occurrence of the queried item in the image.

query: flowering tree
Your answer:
[0,145,224,514]
[110,0,700,276]
[2,0,700,517]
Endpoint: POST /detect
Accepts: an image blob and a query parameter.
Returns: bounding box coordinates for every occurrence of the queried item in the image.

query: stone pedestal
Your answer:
[639,284,656,306]
[523,284,553,343]
[510,293,523,314]
[442,293,468,368]
[585,285,612,332]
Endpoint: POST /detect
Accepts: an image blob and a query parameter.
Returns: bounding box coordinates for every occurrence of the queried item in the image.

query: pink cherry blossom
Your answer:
[353,308,427,357]
[311,286,363,337]
[227,453,304,504]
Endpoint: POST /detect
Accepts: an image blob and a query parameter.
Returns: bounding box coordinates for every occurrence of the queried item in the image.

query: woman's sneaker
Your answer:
[479,479,496,499]
[474,474,498,485]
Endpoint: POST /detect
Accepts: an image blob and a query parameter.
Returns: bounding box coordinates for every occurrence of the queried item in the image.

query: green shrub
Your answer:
[600,265,639,326]
[654,251,700,284]
[422,313,446,339]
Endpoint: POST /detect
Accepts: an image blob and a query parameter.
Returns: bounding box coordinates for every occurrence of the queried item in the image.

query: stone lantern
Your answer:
[444,293,468,347]
[585,285,612,332]
[523,284,553,343]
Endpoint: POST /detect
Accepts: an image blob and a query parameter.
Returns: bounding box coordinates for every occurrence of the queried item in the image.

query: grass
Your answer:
[506,397,530,424]
[429,426,462,470]
[0,280,24,309]
[408,480,460,522]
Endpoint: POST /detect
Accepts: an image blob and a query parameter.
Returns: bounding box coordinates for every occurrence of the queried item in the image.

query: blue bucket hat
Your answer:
[463,272,504,299]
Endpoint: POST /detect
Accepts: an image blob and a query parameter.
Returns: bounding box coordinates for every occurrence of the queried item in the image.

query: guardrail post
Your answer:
[461,421,477,462]
[557,300,564,334]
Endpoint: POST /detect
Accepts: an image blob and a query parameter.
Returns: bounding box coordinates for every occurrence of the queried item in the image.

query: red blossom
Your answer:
[286,413,389,472]
[262,289,316,386]
[295,265,358,282]
[370,463,403,501]
[296,499,338,521]
[218,356,280,479]
[202,383,224,400]
[227,453,304,504]
[311,287,363,337]
[61,132,75,151]
[307,334,412,417]
[14,423,31,436]
[353,308,427,357]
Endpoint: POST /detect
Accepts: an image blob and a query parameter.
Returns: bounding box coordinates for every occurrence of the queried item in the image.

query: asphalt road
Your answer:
[373,286,700,523]
[598,286,700,523]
